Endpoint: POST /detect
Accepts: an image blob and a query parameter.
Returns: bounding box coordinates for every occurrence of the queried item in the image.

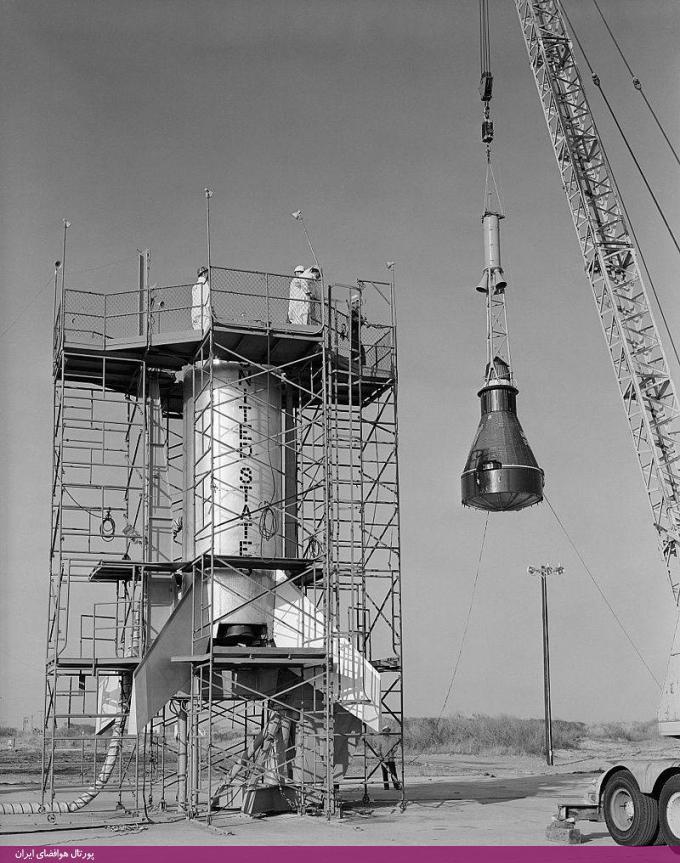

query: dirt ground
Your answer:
[1,738,677,846]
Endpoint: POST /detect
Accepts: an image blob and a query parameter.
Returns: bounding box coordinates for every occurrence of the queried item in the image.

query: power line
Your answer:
[590,0,680,168]
[69,255,131,276]
[544,493,660,689]
[1,254,136,343]
[438,512,490,720]
[0,273,55,340]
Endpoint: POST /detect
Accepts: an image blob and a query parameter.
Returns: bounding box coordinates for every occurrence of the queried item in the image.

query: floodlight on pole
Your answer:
[52,260,62,322]
[527,564,564,766]
[204,188,213,272]
[60,219,71,314]
[290,209,321,271]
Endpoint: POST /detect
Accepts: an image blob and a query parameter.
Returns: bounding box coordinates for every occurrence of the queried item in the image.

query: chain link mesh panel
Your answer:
[210,267,321,328]
[62,270,399,361]
[63,270,324,347]
[148,284,193,335]
[104,289,144,340]
[63,290,105,346]
[362,325,393,375]
[327,301,393,375]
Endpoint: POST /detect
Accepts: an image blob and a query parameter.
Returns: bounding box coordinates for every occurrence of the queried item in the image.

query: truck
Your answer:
[511,0,680,846]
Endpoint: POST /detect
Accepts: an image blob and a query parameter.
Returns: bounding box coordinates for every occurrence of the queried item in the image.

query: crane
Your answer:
[509,0,680,846]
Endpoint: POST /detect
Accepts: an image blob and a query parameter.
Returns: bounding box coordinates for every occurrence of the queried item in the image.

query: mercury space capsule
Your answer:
[460,211,544,512]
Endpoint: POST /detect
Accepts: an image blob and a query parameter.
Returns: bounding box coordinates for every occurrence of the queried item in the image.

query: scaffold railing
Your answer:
[56,267,323,350]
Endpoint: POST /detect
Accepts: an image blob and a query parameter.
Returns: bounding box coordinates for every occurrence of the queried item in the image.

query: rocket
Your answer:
[475,211,507,295]
[461,211,544,512]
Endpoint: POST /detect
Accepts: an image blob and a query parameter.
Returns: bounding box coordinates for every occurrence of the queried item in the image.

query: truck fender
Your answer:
[591,760,680,804]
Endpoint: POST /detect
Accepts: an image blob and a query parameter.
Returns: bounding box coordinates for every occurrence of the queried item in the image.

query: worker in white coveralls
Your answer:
[301,265,322,325]
[191,266,211,331]
[287,265,309,325]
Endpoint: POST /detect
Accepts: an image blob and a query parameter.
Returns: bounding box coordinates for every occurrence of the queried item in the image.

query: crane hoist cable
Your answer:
[478,0,503,216]
[479,0,494,153]
[560,0,680,369]
[629,221,680,371]
[561,1,680,262]
[479,0,492,100]
[591,0,680,169]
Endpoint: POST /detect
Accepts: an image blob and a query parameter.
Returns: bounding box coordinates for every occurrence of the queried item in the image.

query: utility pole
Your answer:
[527,564,564,766]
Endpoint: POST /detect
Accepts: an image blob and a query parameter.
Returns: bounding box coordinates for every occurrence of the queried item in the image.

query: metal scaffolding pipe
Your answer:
[176,701,188,810]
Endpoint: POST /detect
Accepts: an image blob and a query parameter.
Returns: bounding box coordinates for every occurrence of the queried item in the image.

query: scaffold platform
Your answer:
[51,657,140,671]
[89,555,324,583]
[171,646,327,668]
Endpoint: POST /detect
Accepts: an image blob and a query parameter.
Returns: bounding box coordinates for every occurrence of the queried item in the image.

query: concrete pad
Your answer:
[0,770,615,846]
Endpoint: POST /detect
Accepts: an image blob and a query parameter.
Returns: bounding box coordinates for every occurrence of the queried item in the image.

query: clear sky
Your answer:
[1,0,679,728]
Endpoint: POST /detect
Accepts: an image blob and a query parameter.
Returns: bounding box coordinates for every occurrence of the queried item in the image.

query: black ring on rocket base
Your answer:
[461,464,544,512]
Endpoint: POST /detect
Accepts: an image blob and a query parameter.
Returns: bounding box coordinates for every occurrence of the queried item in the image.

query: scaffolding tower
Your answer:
[43,257,404,820]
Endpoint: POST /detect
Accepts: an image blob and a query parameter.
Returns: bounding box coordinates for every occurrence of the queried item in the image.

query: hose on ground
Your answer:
[0,677,131,815]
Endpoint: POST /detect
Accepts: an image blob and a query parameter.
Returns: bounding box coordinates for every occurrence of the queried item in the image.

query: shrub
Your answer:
[587,720,658,742]
[0,726,18,737]
[404,713,586,756]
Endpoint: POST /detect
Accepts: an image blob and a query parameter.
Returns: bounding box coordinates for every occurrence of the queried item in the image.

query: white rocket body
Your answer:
[183,361,283,636]
[476,211,507,294]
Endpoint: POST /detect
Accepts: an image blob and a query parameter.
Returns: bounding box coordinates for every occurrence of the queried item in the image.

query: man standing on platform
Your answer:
[301,265,322,326]
[287,265,309,325]
[192,266,210,331]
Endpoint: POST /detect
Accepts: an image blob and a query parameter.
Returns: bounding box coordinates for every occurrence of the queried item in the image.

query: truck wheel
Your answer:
[603,769,659,846]
[659,774,680,844]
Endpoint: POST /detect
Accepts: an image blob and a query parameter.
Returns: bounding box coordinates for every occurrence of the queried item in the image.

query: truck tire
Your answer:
[659,774,680,845]
[603,769,659,846]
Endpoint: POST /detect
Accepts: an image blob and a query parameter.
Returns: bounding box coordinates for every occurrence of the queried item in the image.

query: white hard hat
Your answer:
[294,265,305,274]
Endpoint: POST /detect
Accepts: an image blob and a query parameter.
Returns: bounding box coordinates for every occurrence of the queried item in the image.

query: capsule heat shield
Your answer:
[461,382,544,512]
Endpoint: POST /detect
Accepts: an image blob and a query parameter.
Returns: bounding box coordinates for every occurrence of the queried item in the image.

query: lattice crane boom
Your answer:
[514,0,680,603]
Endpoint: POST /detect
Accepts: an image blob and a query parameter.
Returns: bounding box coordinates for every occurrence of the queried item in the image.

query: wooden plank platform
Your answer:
[89,560,182,583]
[52,657,140,671]
[171,646,327,667]
[58,330,391,409]
[88,555,323,583]
[190,554,322,574]
[62,320,323,371]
